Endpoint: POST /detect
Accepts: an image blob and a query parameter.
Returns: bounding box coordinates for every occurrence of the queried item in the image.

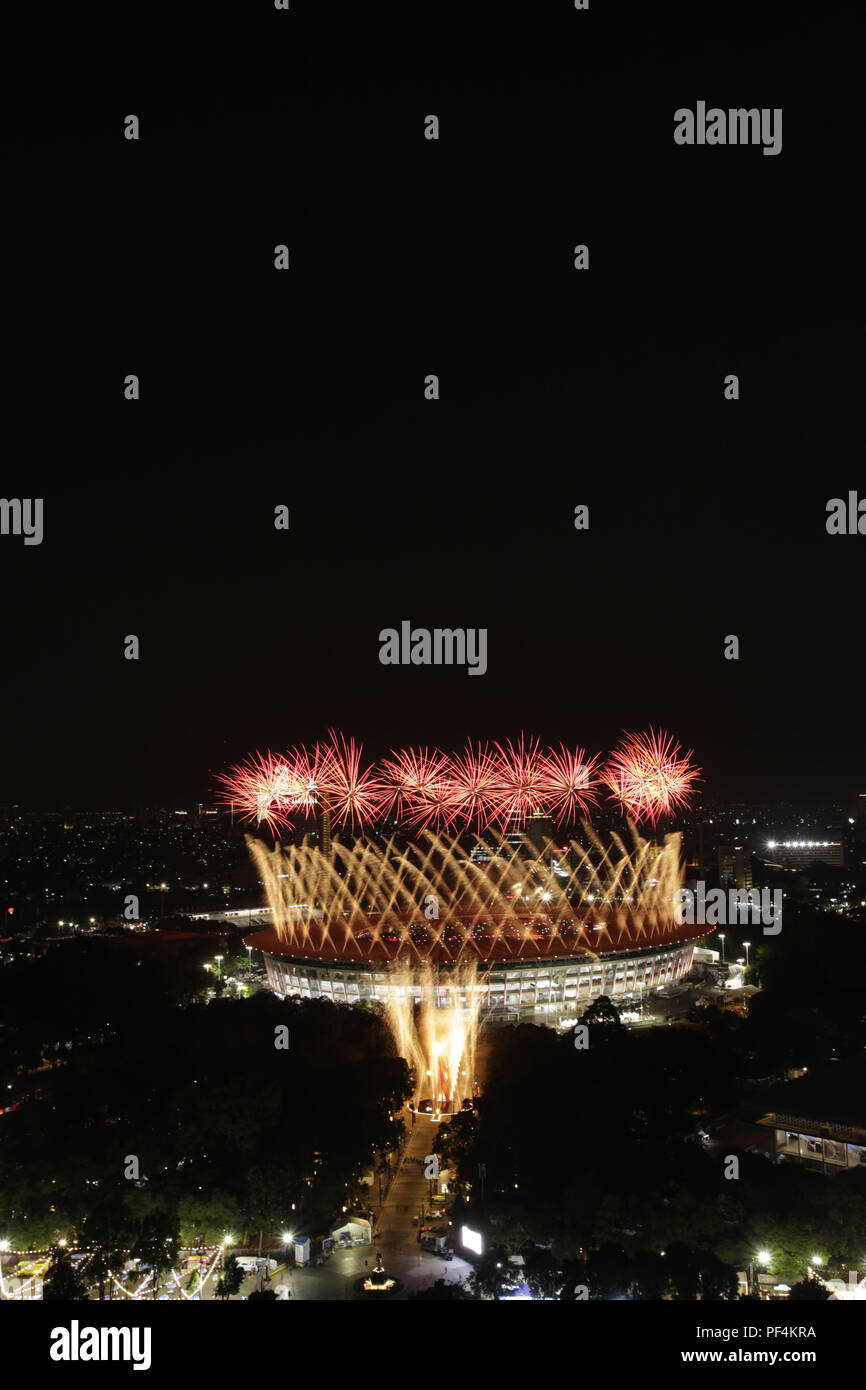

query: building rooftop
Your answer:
[243,913,704,966]
[751,1056,866,1136]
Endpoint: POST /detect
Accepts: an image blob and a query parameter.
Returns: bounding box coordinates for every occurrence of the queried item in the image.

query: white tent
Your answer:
[331,1216,372,1245]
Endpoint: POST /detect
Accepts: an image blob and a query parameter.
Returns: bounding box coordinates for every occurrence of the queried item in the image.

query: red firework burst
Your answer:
[537,745,603,824]
[282,741,332,818]
[316,731,384,831]
[490,735,548,829]
[445,743,503,830]
[378,746,457,831]
[216,751,300,833]
[218,729,702,836]
[603,728,701,825]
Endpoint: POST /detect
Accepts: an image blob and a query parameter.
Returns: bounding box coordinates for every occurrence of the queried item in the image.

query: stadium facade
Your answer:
[244,921,701,1026]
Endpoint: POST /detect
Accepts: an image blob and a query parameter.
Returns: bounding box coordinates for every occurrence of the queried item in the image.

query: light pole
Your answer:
[751,1249,770,1296]
[718,933,726,963]
[743,941,751,969]
[214,955,224,978]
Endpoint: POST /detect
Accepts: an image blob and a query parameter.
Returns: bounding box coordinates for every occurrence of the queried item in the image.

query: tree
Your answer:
[748,1220,830,1285]
[696,1252,738,1300]
[132,1212,178,1300]
[216,1252,244,1300]
[409,1278,473,1300]
[582,995,622,1032]
[247,1288,278,1300]
[788,1279,832,1301]
[470,1245,515,1300]
[42,1247,87,1301]
[630,1250,670,1300]
[178,1191,243,1249]
[585,1243,630,1299]
[523,1246,562,1300]
[81,1197,134,1302]
[663,1241,700,1300]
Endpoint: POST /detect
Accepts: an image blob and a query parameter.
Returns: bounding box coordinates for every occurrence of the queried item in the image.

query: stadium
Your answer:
[223,732,705,1106]
[240,824,703,1032]
[245,915,702,1026]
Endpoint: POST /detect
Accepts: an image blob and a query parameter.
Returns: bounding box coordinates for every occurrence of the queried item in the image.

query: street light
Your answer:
[718,933,726,962]
[743,941,751,967]
[214,955,224,978]
[748,1249,771,1296]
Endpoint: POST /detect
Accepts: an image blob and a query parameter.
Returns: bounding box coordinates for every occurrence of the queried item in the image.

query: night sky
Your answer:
[1,3,861,808]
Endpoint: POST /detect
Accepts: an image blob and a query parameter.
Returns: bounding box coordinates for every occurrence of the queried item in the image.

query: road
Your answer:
[268,1113,472,1299]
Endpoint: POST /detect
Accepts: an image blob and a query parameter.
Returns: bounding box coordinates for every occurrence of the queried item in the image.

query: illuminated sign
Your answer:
[461,1226,483,1256]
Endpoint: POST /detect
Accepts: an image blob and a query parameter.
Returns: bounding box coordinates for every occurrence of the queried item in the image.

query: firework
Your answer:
[219,729,701,834]
[538,744,602,822]
[316,730,385,831]
[283,741,329,815]
[489,734,549,827]
[216,751,300,833]
[444,742,504,829]
[218,735,383,833]
[378,746,458,831]
[603,728,701,824]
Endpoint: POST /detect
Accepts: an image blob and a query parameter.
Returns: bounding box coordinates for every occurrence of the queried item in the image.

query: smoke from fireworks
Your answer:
[218,728,699,832]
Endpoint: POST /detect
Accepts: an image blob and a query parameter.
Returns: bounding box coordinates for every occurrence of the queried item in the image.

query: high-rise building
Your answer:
[719,843,753,889]
[320,803,332,857]
[525,813,556,854]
